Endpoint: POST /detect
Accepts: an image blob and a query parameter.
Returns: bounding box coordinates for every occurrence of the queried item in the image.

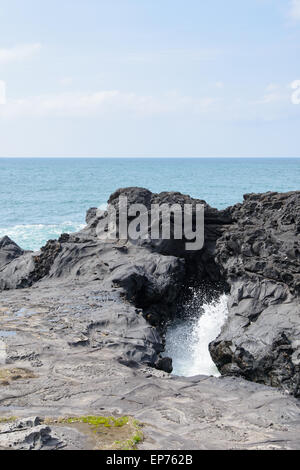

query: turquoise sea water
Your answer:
[0,158,299,251]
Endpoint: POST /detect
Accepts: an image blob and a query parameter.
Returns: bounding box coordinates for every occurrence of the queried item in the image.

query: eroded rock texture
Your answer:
[210,191,300,396]
[0,187,299,450]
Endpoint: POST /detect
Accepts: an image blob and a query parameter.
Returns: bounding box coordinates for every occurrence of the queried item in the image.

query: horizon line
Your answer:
[0,156,300,159]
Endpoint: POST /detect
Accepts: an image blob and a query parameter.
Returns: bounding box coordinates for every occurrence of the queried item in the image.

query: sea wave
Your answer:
[164,292,228,377]
[0,222,86,252]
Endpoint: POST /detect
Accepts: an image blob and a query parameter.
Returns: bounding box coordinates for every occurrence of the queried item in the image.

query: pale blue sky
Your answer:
[0,0,300,157]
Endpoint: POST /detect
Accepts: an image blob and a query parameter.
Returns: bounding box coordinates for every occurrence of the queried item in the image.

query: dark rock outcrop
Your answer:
[85,207,98,224]
[0,236,24,268]
[0,188,300,404]
[0,186,299,451]
[216,191,300,294]
[210,191,300,396]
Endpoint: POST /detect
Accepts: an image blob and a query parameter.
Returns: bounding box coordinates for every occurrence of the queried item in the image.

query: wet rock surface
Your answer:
[0,187,299,449]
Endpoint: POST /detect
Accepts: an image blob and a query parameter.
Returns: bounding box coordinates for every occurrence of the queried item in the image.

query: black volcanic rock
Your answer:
[109,186,153,209]
[0,188,300,450]
[0,188,299,393]
[0,236,24,268]
[210,191,300,396]
[85,207,98,224]
[215,191,300,294]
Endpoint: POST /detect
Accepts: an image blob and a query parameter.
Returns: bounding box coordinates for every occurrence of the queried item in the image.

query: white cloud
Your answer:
[0,90,216,119]
[291,80,300,104]
[257,92,281,104]
[122,48,222,64]
[215,81,224,89]
[231,82,298,122]
[265,83,279,92]
[288,0,300,20]
[60,77,74,86]
[0,80,6,105]
[0,43,41,64]
[254,83,285,105]
[0,83,296,123]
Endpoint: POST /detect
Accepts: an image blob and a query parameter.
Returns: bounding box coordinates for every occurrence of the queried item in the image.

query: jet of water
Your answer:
[164,293,228,377]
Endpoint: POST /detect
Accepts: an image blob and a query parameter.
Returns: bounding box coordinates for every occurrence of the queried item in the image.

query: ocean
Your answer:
[0,157,299,252]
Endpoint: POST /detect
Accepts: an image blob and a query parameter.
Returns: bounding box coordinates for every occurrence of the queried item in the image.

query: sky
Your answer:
[0,0,300,157]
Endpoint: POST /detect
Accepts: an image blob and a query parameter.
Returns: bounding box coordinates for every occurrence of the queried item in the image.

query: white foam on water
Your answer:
[98,203,108,211]
[0,222,85,251]
[164,293,228,377]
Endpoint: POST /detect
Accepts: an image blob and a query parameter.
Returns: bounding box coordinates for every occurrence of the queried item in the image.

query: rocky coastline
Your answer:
[0,187,299,450]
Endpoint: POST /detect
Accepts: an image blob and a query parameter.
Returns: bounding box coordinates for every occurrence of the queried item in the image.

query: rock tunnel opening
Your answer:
[126,236,231,377]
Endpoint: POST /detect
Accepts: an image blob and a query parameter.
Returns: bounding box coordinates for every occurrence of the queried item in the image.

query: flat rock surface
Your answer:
[0,280,300,450]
